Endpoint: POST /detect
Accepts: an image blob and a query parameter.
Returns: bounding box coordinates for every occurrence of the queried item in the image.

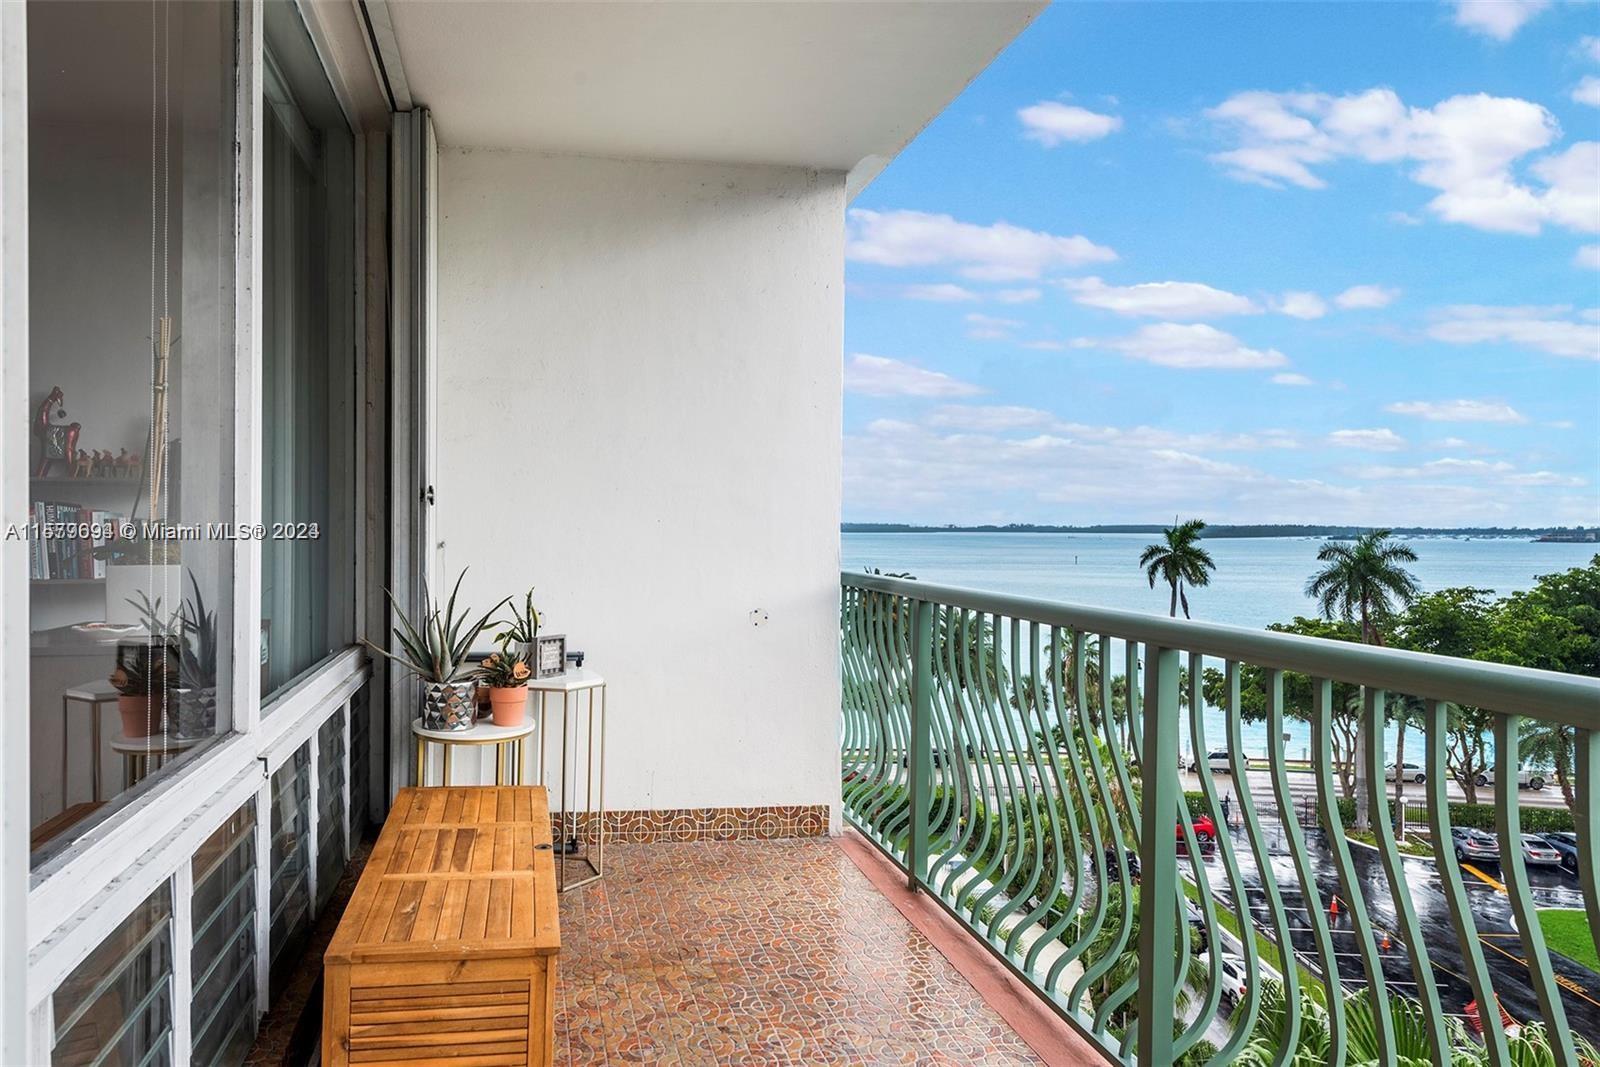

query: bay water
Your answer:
[841,532,1596,762]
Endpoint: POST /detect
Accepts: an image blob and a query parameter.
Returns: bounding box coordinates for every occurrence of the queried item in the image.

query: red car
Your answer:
[1182,814,1217,843]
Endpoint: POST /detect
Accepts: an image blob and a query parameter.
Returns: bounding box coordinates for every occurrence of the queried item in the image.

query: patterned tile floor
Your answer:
[557,839,1045,1066]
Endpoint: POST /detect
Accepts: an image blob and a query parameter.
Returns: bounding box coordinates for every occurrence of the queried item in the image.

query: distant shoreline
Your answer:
[843,523,1598,541]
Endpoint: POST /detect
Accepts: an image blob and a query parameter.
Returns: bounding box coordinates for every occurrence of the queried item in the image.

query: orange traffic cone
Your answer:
[1380,932,1392,951]
[1329,896,1340,919]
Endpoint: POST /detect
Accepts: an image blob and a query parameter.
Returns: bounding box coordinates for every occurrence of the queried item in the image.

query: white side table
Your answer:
[62,680,118,804]
[109,733,201,789]
[411,717,537,787]
[528,669,606,892]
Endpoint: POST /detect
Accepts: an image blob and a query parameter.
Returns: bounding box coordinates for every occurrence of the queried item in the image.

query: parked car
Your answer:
[1384,762,1425,783]
[1474,765,1548,790]
[1452,826,1499,864]
[1184,898,1210,954]
[1104,846,1140,880]
[1541,831,1579,871]
[1184,813,1218,843]
[1521,834,1563,867]
[1201,952,1250,1007]
[1205,750,1232,774]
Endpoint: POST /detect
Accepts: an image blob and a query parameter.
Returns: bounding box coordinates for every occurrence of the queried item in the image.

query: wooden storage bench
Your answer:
[323,786,560,1067]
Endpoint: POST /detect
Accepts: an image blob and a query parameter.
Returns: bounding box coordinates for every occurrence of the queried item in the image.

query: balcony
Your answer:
[840,571,1600,1065]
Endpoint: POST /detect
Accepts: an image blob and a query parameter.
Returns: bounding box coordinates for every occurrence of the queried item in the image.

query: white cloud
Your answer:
[1061,276,1259,319]
[1274,291,1328,319]
[926,405,1057,432]
[1204,88,1596,236]
[1504,470,1586,486]
[1018,101,1123,146]
[846,209,1116,281]
[1574,76,1600,108]
[1335,284,1401,309]
[1577,245,1600,270]
[843,354,982,398]
[965,313,1023,340]
[1271,373,1316,386]
[994,288,1042,304]
[1084,322,1290,369]
[901,283,979,303]
[1427,304,1600,359]
[1385,399,1527,423]
[1328,428,1407,451]
[1451,0,1549,40]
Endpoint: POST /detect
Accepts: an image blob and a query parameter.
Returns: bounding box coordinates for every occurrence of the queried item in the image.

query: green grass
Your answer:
[1346,829,1434,858]
[1537,908,1599,973]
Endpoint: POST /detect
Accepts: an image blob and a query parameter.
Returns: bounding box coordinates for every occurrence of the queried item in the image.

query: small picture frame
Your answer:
[534,633,567,678]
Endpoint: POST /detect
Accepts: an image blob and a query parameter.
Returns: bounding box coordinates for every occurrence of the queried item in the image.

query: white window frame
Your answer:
[11,0,382,1057]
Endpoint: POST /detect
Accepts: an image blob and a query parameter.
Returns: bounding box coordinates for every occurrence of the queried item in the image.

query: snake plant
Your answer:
[364,569,508,684]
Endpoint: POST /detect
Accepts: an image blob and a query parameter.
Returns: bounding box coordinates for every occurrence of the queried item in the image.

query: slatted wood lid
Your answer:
[328,787,560,964]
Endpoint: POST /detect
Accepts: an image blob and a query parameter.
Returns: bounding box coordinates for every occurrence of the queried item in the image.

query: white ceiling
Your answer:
[381,1,1044,184]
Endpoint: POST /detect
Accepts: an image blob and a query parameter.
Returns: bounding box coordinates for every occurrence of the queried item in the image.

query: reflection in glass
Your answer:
[28,0,236,865]
[315,709,347,912]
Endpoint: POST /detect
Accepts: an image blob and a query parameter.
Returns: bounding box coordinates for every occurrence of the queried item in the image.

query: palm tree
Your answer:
[1305,531,1421,831]
[1139,519,1216,618]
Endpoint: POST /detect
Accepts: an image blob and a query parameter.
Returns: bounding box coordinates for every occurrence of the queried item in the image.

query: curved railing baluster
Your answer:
[1361,688,1451,1065]
[1310,677,1386,1067]
[957,612,1010,917]
[1263,670,1343,1015]
[997,621,1067,959]
[1422,698,1509,1067]
[1053,630,1122,1005]
[1223,659,1301,1064]
[1576,727,1600,978]
[1088,639,1143,1038]
[935,609,984,898]
[1181,653,1262,1065]
[1171,653,1223,1061]
[1493,713,1577,1064]
[973,616,1036,937]
[1027,627,1092,981]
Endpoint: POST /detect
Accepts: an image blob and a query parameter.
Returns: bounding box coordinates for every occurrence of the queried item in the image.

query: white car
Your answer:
[1206,750,1232,774]
[1474,766,1548,791]
[1201,952,1250,1006]
[1385,762,1425,783]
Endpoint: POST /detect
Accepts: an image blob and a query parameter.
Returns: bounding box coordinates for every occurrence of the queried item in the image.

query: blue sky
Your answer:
[843,0,1600,527]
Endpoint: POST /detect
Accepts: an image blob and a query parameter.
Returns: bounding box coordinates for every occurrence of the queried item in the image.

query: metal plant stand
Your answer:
[528,669,606,892]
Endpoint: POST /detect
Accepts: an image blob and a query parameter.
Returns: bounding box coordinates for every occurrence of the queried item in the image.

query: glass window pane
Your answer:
[267,744,310,1000]
[28,0,237,865]
[260,3,356,700]
[315,709,347,912]
[52,884,174,1066]
[348,684,372,843]
[190,803,257,1067]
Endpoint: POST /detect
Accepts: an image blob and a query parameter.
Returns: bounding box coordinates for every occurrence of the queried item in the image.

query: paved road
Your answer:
[1183,766,1572,812]
[1185,816,1600,1044]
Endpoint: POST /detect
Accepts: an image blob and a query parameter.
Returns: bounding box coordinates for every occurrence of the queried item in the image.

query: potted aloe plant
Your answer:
[499,588,540,661]
[111,592,180,737]
[364,570,507,732]
[174,571,218,738]
[476,648,532,725]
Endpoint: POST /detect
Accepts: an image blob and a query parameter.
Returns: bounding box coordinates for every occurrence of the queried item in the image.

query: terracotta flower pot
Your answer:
[488,685,528,726]
[117,693,166,737]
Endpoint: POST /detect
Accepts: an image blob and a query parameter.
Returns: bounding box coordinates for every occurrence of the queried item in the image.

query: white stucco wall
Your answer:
[434,149,844,819]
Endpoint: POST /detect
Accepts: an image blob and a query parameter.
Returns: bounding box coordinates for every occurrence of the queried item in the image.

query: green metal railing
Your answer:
[840,572,1600,1066]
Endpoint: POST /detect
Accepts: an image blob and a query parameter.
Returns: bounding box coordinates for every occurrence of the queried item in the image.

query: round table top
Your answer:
[411,716,537,743]
[109,733,203,754]
[526,668,605,693]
